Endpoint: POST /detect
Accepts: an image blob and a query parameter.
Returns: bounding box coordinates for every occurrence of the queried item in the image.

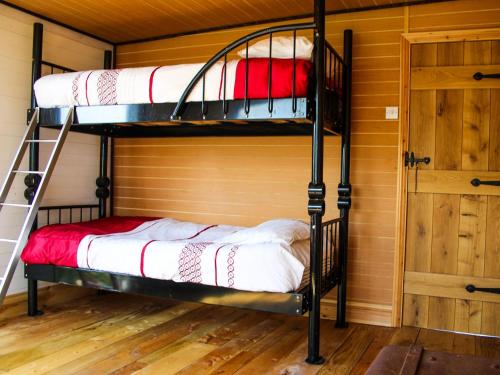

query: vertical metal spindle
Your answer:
[89,207,93,221]
[201,73,206,118]
[330,224,334,281]
[244,41,250,115]
[328,51,332,90]
[58,209,61,224]
[332,223,336,265]
[69,208,73,224]
[223,54,228,116]
[46,210,50,226]
[267,33,273,114]
[324,223,329,290]
[292,30,297,114]
[337,59,341,92]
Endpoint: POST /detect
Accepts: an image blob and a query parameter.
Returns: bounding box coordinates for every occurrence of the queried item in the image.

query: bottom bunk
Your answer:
[24,206,341,316]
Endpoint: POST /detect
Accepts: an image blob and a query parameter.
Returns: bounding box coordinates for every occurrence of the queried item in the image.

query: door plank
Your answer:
[428,296,455,330]
[435,41,463,172]
[462,89,490,170]
[454,299,470,333]
[409,90,436,169]
[437,42,464,67]
[457,195,487,276]
[402,294,429,328]
[411,43,437,67]
[431,194,460,274]
[482,302,500,336]
[485,196,500,278]
[405,193,433,272]
[454,299,481,333]
[491,42,500,170]
[491,88,500,171]
[464,41,492,65]
[435,90,463,170]
[469,300,483,334]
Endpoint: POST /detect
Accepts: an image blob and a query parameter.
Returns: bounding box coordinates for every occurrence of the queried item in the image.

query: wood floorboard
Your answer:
[0,293,499,374]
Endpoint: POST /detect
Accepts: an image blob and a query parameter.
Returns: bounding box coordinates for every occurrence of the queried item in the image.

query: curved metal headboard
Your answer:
[170,22,317,120]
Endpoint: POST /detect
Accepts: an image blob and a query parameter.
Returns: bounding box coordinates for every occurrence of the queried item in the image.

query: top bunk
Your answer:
[31,23,352,137]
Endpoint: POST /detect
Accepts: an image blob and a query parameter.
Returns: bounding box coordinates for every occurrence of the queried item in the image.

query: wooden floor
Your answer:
[0,292,499,374]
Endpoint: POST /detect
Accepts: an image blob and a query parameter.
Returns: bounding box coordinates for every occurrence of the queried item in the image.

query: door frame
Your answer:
[392,27,500,327]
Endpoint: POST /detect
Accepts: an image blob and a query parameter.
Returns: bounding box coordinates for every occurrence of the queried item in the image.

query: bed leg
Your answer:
[306,216,325,365]
[335,214,349,328]
[27,278,42,316]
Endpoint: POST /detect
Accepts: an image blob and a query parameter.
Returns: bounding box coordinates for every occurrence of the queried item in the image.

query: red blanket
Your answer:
[234,58,312,100]
[21,216,153,267]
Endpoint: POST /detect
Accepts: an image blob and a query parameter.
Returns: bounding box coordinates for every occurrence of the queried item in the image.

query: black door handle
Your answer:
[405,152,431,168]
[466,284,500,295]
[471,178,500,187]
[473,72,500,80]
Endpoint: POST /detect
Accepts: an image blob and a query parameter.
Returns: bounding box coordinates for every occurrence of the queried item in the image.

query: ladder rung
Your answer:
[25,140,57,143]
[0,203,31,208]
[0,239,17,244]
[12,170,45,174]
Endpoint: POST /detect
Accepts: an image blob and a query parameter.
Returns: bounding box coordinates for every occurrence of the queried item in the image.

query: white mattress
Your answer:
[34,61,239,108]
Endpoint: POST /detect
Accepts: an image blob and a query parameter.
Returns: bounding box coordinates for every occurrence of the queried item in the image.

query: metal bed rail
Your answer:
[37,204,100,226]
[171,21,345,131]
[325,41,346,131]
[321,217,341,296]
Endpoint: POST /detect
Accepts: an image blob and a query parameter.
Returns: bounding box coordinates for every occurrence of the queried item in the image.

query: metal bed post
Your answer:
[336,29,353,328]
[97,50,113,218]
[110,45,117,216]
[306,0,326,365]
[26,22,43,317]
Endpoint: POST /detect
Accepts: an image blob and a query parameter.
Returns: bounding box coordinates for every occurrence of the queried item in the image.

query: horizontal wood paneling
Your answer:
[409,0,500,32]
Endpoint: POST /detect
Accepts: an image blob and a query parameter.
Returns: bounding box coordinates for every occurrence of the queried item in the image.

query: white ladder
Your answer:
[0,107,74,303]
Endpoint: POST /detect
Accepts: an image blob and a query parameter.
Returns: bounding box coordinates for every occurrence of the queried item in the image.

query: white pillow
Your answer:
[218,219,310,245]
[236,36,313,60]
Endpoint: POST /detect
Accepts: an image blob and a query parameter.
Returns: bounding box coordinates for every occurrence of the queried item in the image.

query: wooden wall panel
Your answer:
[114,0,500,326]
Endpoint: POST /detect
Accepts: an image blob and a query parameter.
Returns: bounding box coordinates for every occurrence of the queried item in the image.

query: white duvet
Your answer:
[34,61,239,108]
[77,218,311,293]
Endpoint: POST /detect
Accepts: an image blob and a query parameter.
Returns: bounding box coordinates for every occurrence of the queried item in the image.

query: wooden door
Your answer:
[402,39,500,336]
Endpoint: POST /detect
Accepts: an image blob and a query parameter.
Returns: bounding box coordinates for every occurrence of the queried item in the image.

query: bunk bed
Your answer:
[21,0,352,364]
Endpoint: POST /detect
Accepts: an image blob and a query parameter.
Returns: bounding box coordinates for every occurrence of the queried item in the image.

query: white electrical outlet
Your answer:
[385,106,399,120]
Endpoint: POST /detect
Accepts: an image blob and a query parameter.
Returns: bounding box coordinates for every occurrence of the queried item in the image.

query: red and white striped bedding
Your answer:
[34,58,312,109]
[22,217,311,293]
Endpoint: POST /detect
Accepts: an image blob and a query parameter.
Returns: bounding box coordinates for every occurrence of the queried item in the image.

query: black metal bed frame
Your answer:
[23,0,352,364]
